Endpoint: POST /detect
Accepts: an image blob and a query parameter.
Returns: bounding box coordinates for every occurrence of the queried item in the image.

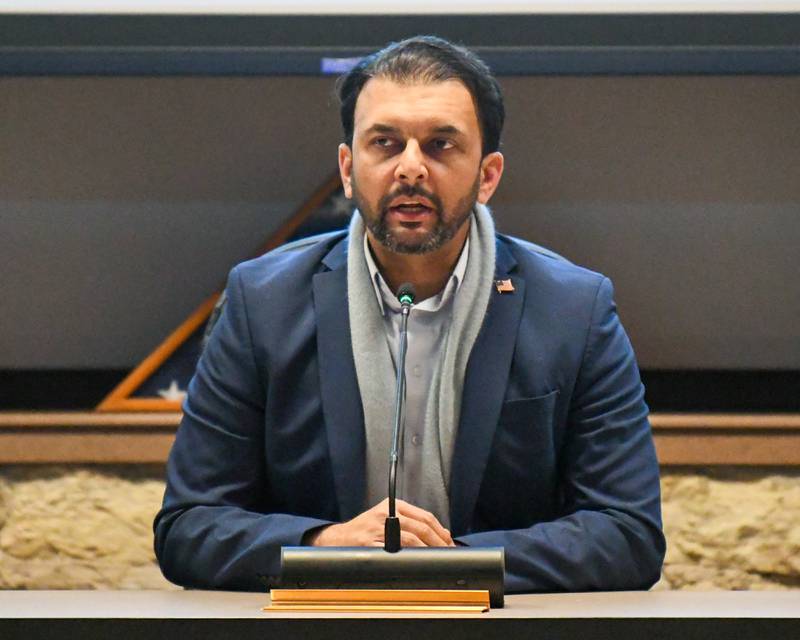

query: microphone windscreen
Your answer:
[397,282,416,305]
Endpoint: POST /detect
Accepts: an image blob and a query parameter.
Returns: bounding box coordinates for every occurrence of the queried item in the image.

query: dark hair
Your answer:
[337,35,505,156]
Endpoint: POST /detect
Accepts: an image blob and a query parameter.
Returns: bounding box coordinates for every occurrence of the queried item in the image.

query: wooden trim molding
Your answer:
[651,413,800,466]
[0,412,180,464]
[650,413,800,429]
[1,412,800,466]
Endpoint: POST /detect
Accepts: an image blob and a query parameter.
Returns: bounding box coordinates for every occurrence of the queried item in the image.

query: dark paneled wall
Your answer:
[1,75,798,370]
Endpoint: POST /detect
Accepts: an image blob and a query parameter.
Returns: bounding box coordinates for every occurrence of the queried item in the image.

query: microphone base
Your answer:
[384,517,401,552]
[277,546,505,608]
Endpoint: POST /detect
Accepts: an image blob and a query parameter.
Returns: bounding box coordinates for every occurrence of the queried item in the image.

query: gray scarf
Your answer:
[347,204,496,526]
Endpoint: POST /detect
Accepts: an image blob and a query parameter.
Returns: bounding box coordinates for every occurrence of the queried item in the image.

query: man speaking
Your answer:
[154,35,665,592]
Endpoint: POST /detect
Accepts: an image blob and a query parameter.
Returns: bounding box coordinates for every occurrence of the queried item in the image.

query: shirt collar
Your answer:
[364,230,470,316]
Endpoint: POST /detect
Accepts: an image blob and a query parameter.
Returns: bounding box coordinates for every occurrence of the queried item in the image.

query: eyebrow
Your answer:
[364,123,465,137]
[431,125,462,136]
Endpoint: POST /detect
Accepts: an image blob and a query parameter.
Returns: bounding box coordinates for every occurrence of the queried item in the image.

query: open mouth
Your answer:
[387,201,435,218]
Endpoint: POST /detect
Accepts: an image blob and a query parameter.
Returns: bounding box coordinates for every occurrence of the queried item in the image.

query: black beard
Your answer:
[352,177,480,255]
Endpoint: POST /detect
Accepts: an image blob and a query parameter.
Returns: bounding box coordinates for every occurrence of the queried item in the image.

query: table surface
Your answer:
[1,590,798,619]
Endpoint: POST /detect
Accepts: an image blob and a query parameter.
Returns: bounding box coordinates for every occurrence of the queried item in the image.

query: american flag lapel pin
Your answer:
[495,278,515,293]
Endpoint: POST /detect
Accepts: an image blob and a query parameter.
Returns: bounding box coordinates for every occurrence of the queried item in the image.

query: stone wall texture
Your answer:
[0,465,798,590]
[656,469,800,590]
[0,466,174,590]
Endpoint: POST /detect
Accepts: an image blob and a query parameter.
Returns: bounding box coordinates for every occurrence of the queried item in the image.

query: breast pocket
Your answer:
[476,390,560,528]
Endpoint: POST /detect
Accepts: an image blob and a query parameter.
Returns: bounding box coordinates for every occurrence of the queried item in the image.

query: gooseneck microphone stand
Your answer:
[384,282,416,553]
[272,284,506,608]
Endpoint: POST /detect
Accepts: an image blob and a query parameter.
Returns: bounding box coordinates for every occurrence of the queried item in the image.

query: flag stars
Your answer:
[157,380,187,402]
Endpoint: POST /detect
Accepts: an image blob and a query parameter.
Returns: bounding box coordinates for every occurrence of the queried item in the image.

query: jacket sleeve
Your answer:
[456,277,666,592]
[153,266,333,590]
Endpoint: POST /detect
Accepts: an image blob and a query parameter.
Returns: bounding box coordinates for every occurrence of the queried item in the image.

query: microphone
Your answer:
[272,282,505,608]
[385,282,416,553]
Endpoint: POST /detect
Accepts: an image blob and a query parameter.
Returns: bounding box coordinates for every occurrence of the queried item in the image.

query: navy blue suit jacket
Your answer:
[154,230,665,592]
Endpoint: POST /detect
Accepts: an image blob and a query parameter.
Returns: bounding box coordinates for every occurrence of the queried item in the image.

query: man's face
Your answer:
[339,77,503,254]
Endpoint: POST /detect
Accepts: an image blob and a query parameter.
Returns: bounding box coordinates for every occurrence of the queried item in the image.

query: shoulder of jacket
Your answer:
[498,233,608,291]
[498,233,570,264]
[267,229,348,256]
[233,228,347,275]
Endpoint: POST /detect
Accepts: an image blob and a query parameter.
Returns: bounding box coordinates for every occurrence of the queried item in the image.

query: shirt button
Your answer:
[411,434,421,446]
[412,365,422,377]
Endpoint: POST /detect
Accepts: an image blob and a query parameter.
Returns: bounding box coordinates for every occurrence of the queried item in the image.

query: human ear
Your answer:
[338,143,354,198]
[477,151,504,204]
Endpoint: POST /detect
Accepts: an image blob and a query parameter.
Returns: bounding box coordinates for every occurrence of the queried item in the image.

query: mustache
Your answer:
[378,185,443,215]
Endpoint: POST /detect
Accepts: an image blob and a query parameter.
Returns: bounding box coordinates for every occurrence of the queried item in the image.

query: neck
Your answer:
[367,220,470,301]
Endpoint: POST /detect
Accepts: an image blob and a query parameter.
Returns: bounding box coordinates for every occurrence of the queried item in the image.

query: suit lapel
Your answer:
[449,240,525,535]
[312,240,366,521]
[312,236,525,529]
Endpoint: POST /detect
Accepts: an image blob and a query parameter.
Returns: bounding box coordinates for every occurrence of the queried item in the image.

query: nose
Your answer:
[394,140,428,184]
